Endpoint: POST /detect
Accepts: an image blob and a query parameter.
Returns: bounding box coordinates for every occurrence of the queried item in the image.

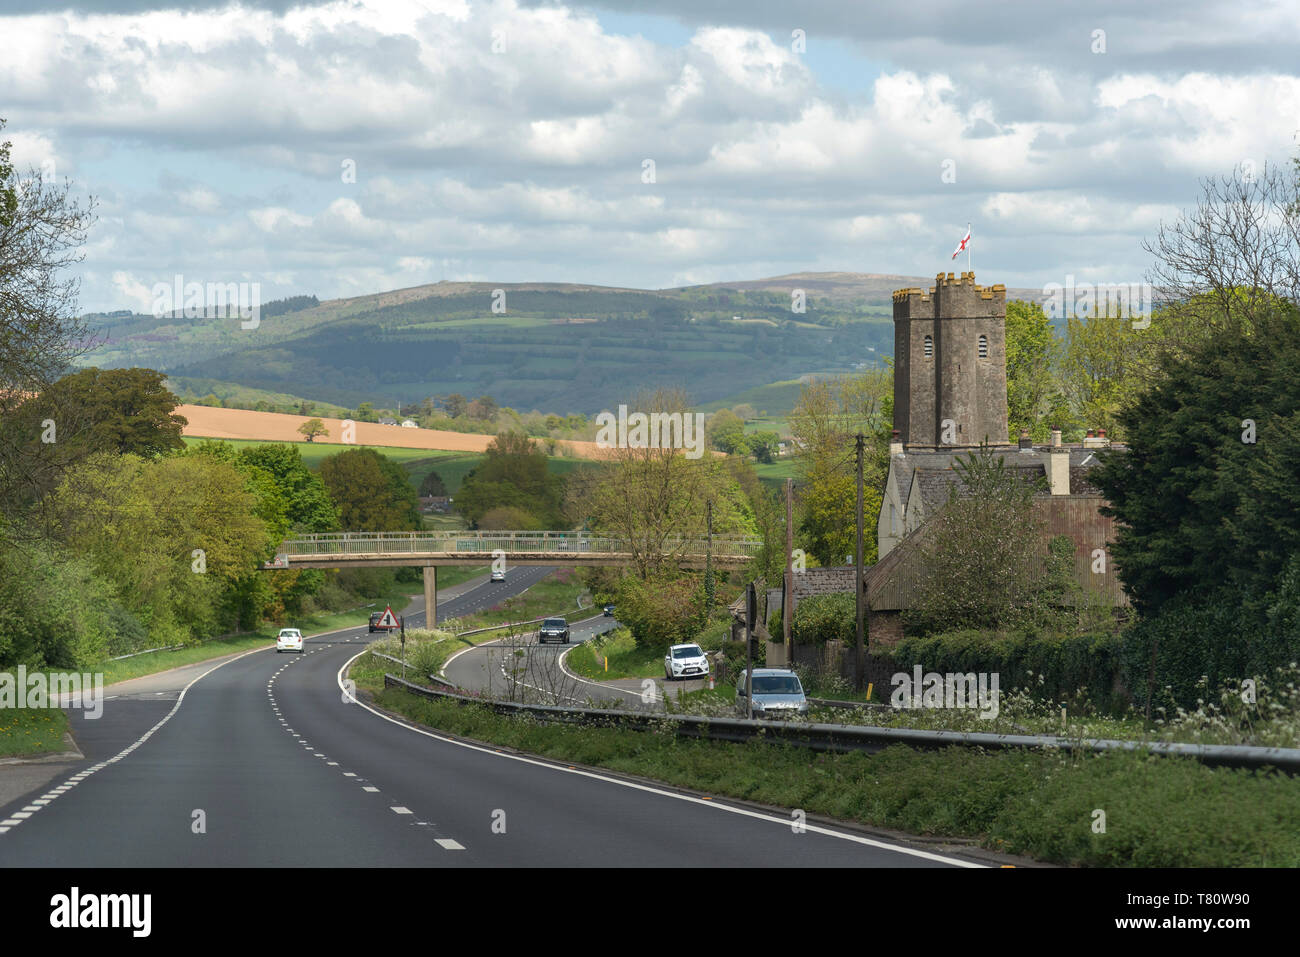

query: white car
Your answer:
[664,643,709,681]
[490,569,506,582]
[276,628,304,654]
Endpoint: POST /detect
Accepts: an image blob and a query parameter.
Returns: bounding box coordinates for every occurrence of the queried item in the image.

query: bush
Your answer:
[791,592,856,645]
[881,627,1128,714]
[1118,592,1300,714]
[408,633,455,678]
[101,604,147,657]
[614,575,707,650]
[695,615,732,653]
[0,540,119,668]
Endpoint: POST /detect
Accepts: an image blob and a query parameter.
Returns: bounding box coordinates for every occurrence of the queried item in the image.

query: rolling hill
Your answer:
[82,272,1048,415]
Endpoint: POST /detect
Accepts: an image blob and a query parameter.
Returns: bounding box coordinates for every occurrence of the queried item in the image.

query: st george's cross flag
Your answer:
[951,224,971,260]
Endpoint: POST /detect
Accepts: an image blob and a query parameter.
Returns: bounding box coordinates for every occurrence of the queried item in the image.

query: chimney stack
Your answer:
[1048,448,1070,495]
[1050,427,1062,448]
[1017,429,1032,451]
[889,429,904,456]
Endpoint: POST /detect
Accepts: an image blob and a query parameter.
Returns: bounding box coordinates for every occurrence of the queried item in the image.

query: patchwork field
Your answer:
[177,404,610,459]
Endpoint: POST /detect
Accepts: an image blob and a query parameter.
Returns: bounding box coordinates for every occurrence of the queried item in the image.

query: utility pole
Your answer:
[744,582,755,720]
[705,499,714,614]
[854,433,866,693]
[784,478,794,668]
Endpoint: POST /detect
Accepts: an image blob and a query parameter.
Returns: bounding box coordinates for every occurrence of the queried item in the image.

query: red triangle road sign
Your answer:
[376,606,400,629]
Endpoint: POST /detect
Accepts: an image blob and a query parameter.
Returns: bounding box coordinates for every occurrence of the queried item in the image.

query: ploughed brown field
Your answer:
[177,404,615,459]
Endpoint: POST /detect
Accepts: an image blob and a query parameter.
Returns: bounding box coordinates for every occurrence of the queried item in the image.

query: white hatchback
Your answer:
[664,643,709,681]
[276,628,304,654]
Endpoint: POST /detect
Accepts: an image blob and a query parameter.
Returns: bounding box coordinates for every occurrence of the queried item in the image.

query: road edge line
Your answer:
[338,650,984,868]
[0,644,271,838]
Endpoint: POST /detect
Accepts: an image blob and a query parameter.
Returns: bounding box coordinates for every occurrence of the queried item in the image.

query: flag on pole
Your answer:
[951,224,971,260]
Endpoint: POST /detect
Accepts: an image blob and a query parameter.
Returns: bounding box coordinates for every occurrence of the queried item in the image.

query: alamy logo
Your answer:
[1041,276,1152,327]
[0,667,103,719]
[890,666,999,719]
[151,273,261,329]
[594,405,705,459]
[49,887,151,937]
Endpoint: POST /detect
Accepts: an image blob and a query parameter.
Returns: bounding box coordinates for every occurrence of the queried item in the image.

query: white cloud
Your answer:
[0,0,1292,312]
[110,271,154,311]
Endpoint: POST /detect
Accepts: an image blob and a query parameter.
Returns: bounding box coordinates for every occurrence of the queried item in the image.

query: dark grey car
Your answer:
[537,617,570,644]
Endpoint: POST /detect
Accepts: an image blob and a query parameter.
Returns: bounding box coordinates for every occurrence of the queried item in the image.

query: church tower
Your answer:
[892,272,1009,447]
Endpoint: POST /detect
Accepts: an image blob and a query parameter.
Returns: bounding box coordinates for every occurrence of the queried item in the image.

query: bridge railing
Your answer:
[276,530,760,558]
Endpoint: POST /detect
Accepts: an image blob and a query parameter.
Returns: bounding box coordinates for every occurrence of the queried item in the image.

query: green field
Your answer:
[700,378,809,418]
[754,459,799,484]
[183,438,600,496]
[182,436,442,468]
[401,452,486,494]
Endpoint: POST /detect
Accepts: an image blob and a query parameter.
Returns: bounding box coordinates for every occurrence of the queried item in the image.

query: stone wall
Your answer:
[790,566,857,609]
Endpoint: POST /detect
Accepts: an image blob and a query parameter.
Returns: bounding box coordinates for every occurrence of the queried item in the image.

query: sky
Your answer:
[2,0,1298,313]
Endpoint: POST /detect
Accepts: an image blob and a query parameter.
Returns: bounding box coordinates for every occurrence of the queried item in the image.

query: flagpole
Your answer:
[967,222,972,274]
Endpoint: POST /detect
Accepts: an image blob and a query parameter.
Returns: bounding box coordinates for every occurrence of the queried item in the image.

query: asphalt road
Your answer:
[442,613,714,710]
[443,613,624,704]
[0,572,980,867]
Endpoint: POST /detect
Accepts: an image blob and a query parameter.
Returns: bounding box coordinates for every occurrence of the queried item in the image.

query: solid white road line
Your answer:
[337,651,983,868]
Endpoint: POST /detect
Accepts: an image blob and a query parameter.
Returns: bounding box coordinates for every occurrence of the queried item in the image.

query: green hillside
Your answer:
[166,376,352,417]
[86,274,1045,415]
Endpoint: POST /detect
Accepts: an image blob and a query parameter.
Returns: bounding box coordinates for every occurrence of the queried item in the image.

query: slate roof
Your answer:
[911,463,1049,513]
[893,444,1121,509]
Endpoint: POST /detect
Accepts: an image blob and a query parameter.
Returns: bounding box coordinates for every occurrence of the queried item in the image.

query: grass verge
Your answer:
[565,626,664,680]
[431,566,487,590]
[350,674,1300,867]
[447,569,588,632]
[0,706,71,759]
[99,584,416,686]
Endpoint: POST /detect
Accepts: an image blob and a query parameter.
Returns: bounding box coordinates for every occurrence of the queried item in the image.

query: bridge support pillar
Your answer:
[423,565,437,627]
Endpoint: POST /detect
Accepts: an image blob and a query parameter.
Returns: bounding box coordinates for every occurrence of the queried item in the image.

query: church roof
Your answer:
[893,445,1120,510]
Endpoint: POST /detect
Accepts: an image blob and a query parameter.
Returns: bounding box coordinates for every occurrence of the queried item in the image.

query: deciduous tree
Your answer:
[297,417,327,442]
[319,448,420,531]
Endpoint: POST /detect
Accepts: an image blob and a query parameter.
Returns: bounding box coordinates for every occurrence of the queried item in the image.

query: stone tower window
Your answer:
[978,334,988,358]
[923,334,933,358]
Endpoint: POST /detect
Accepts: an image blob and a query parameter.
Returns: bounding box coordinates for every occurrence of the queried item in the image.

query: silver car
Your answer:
[736,668,808,718]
